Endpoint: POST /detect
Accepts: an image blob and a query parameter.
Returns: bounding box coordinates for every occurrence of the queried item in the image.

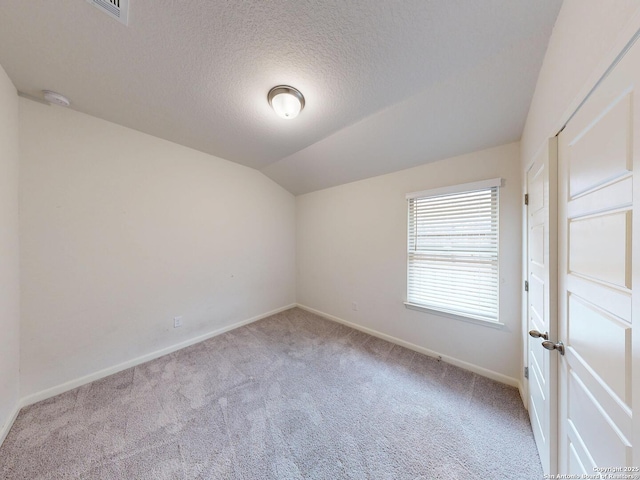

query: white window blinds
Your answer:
[407,179,500,323]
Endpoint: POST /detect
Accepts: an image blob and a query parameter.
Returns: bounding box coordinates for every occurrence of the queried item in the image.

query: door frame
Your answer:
[523,137,559,475]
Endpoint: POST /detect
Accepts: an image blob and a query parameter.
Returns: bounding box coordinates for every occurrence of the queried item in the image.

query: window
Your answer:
[406,178,500,324]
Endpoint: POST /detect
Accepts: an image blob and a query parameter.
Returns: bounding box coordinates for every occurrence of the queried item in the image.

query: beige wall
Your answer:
[296,142,522,383]
[19,98,296,398]
[0,64,20,437]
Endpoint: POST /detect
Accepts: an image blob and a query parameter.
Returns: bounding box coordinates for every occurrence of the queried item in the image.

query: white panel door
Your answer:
[557,37,638,474]
[526,138,558,475]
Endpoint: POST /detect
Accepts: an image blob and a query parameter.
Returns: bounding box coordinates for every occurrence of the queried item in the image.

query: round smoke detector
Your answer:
[42,90,71,107]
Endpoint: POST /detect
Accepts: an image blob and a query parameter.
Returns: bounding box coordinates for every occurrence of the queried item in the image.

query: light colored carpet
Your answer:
[0,307,542,479]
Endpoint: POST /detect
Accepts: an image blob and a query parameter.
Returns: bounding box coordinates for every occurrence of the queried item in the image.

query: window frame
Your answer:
[404,178,504,328]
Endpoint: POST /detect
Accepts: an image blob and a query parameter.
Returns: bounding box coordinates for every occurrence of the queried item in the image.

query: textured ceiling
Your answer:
[0,0,562,194]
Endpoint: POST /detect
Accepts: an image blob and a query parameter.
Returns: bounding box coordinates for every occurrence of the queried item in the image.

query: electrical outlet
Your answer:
[352,302,358,311]
[174,316,183,328]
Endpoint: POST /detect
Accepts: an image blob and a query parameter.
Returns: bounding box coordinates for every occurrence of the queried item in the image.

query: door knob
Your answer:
[529,329,549,340]
[542,340,565,356]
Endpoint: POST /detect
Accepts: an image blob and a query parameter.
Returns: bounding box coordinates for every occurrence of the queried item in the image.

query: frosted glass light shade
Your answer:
[268,86,305,119]
[271,92,301,119]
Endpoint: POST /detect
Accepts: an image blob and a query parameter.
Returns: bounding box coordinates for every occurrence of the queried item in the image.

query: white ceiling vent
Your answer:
[86,0,129,25]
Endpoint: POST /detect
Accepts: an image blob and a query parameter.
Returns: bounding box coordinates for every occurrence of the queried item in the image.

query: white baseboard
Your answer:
[0,402,22,448]
[296,304,519,388]
[20,304,297,408]
[518,380,528,411]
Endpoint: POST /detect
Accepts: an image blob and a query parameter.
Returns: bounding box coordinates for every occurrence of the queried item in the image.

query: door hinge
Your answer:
[524,193,529,205]
[524,280,529,292]
[524,366,529,379]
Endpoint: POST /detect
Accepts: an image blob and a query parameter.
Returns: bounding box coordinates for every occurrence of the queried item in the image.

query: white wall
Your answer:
[297,142,522,382]
[521,0,640,165]
[19,98,296,398]
[0,64,20,436]
[520,0,640,396]
[519,0,640,457]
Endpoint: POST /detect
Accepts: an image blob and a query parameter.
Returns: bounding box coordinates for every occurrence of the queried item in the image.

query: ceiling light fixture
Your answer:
[43,90,71,107]
[268,85,305,119]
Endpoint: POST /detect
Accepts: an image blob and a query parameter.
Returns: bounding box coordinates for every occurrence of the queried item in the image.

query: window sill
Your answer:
[403,302,505,329]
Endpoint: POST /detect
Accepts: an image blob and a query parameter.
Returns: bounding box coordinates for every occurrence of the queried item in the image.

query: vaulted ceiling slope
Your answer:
[0,0,562,195]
